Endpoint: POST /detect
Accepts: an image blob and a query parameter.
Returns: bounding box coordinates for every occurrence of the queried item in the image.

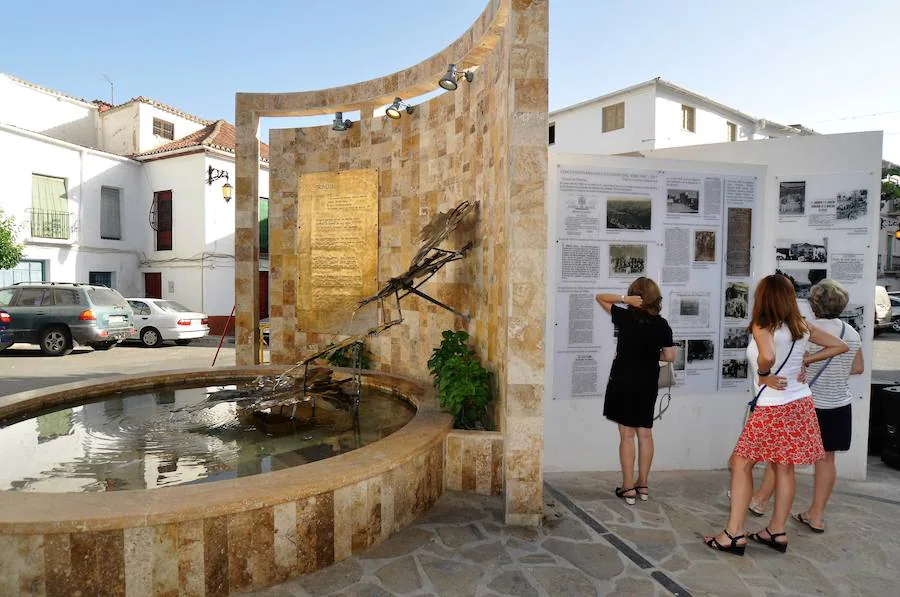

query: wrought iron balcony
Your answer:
[29,209,71,240]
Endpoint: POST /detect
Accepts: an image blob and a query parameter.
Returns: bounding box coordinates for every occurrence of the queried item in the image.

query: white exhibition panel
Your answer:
[545,132,882,479]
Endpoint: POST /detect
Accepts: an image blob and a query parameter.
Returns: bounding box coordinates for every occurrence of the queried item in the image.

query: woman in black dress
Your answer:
[595,277,676,505]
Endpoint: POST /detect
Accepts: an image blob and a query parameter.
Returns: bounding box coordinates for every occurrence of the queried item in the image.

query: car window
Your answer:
[891,297,900,306]
[53,289,81,306]
[15,288,51,306]
[129,301,151,316]
[0,289,15,306]
[87,287,128,307]
[156,301,192,313]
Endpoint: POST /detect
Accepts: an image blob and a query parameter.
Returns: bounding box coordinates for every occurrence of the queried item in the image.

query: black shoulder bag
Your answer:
[747,340,796,414]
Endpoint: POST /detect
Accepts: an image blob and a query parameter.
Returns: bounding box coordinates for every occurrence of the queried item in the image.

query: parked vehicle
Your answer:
[0,283,132,355]
[890,295,900,332]
[126,298,209,347]
[875,285,892,335]
[0,309,12,348]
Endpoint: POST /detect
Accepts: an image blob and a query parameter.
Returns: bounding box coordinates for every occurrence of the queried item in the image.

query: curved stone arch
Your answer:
[236,0,507,117]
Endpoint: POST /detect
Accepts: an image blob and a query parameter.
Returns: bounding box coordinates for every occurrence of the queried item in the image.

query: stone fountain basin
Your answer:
[0,366,452,595]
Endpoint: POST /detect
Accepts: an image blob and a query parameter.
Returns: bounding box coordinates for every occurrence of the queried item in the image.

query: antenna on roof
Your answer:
[101,74,114,105]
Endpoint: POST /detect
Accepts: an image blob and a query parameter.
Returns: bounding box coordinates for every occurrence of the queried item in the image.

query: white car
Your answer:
[126,298,209,347]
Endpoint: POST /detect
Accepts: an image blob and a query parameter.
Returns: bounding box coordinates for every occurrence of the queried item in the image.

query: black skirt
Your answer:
[603,375,659,429]
[815,404,852,452]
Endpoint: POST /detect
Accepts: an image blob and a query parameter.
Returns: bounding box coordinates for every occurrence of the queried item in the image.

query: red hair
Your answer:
[749,274,806,340]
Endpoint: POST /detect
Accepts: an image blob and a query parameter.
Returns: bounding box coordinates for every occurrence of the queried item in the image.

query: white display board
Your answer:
[543,133,882,479]
[551,163,761,403]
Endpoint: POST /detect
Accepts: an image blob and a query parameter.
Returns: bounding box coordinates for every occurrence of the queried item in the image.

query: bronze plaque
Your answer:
[298,169,379,334]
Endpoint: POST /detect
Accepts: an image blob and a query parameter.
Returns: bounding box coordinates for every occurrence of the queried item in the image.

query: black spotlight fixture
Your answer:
[438,63,474,91]
[385,97,414,120]
[332,111,352,131]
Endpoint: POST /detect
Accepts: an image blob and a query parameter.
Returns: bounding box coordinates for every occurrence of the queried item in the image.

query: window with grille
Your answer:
[549,123,555,145]
[100,186,121,239]
[727,122,737,142]
[89,271,114,288]
[152,118,175,140]
[682,105,696,132]
[602,103,625,132]
[154,190,173,250]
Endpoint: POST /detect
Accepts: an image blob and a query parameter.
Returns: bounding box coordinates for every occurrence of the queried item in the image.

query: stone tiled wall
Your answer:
[236,0,547,526]
[0,444,443,597]
[444,430,503,495]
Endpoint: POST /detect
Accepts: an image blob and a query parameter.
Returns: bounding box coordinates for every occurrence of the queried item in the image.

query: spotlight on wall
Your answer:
[332,111,353,131]
[438,63,474,91]
[385,97,414,120]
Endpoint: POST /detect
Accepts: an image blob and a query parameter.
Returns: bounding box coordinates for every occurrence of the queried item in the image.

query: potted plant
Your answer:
[427,330,492,429]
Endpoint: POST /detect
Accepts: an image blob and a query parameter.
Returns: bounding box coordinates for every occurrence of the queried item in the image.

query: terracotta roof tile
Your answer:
[135,120,269,162]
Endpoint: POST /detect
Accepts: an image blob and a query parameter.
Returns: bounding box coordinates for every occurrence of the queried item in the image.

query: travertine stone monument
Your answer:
[235,0,548,526]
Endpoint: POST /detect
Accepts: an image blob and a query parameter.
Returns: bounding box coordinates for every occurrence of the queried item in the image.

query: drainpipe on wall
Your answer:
[78,149,86,248]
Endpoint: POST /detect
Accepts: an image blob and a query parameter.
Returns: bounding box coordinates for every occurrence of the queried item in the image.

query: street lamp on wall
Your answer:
[207,166,232,202]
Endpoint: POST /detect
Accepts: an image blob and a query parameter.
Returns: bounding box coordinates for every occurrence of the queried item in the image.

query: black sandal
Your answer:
[633,485,650,501]
[614,486,637,505]
[703,529,746,556]
[748,527,788,553]
[793,512,825,533]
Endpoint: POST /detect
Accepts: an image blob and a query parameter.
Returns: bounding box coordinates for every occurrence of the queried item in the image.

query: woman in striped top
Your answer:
[748,279,864,533]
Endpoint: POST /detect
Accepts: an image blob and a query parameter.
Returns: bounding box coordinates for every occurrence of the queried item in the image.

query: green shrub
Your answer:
[326,341,370,369]
[427,330,492,429]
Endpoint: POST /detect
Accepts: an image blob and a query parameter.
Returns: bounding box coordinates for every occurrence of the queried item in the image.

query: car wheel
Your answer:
[0,341,12,351]
[40,326,72,356]
[141,327,163,348]
[174,339,191,346]
[89,341,117,351]
[893,320,900,333]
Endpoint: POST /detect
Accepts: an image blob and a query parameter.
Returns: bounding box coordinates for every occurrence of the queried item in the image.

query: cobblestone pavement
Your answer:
[244,461,900,596]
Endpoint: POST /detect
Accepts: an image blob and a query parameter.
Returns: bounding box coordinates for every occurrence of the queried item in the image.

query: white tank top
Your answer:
[746,324,810,406]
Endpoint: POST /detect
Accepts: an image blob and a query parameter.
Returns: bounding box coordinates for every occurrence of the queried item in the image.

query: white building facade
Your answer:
[549,78,815,156]
[0,74,269,334]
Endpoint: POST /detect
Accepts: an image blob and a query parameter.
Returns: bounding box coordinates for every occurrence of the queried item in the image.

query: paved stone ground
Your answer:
[244,461,900,597]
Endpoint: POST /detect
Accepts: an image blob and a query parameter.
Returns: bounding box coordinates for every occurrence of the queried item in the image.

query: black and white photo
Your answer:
[836,189,867,220]
[680,299,700,316]
[775,238,828,263]
[667,189,699,214]
[777,268,827,299]
[723,326,749,349]
[673,340,686,371]
[779,181,806,216]
[839,304,864,332]
[606,197,652,230]
[721,358,749,379]
[687,339,715,363]
[724,282,749,319]
[694,230,716,262]
[609,244,647,278]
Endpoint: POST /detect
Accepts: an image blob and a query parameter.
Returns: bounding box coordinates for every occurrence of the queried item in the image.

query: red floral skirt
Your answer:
[733,396,825,465]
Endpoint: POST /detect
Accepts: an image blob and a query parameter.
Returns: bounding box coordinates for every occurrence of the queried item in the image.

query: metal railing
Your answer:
[29,209,70,240]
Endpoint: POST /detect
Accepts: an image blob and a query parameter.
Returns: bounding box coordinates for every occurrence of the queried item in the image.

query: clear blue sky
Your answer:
[2,0,898,161]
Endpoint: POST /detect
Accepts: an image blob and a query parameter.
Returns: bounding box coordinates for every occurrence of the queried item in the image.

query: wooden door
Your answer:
[144,273,162,299]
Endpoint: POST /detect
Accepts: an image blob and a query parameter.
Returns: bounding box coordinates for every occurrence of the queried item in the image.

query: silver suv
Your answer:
[0,283,133,356]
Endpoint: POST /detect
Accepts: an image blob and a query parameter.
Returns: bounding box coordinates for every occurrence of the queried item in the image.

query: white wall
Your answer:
[550,87,656,155]
[0,75,99,148]
[99,104,141,156]
[0,125,145,296]
[649,132,880,479]
[136,104,206,154]
[654,87,755,149]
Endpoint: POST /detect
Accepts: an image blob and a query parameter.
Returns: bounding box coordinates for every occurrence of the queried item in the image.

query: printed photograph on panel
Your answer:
[722,358,749,379]
[680,299,700,316]
[607,197,652,230]
[723,326,750,349]
[724,282,749,319]
[687,339,715,363]
[726,207,752,276]
[777,268,828,299]
[694,230,716,263]
[667,189,700,214]
[775,238,827,263]
[779,181,806,216]
[673,340,686,371]
[836,189,868,221]
[839,303,864,332]
[609,244,647,277]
